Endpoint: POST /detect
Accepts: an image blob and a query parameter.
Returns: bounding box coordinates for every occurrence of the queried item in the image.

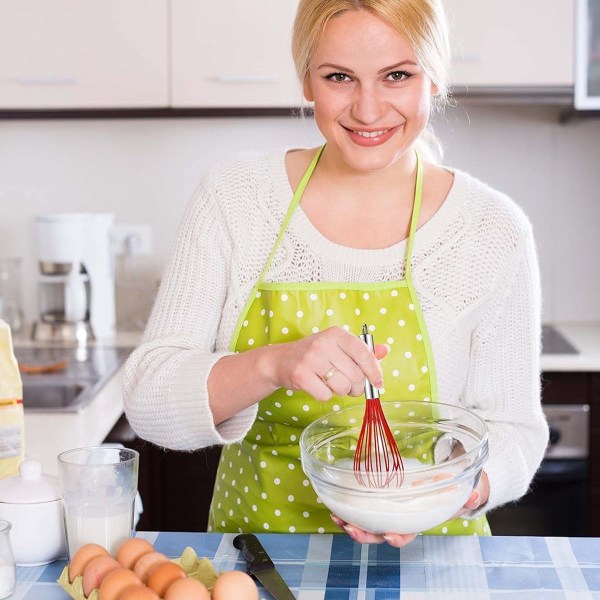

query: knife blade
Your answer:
[233,533,296,600]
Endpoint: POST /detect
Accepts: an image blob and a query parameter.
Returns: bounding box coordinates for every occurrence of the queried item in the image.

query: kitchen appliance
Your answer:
[541,324,579,354]
[31,212,116,344]
[14,345,132,412]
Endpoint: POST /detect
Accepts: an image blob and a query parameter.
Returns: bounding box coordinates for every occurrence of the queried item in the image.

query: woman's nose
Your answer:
[351,84,386,124]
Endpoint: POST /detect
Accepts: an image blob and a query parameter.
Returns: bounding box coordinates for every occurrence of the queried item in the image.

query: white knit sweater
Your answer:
[123,147,548,515]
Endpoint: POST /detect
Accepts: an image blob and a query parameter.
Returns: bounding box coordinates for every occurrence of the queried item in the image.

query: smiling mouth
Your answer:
[341,124,401,145]
[351,128,391,138]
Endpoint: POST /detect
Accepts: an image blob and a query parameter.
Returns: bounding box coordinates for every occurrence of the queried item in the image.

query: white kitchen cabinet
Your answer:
[171,0,302,108]
[445,0,574,88]
[0,0,168,109]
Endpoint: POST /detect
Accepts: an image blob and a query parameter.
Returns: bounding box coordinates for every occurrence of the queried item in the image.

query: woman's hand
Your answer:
[209,326,388,424]
[269,326,388,401]
[330,514,417,547]
[454,470,489,517]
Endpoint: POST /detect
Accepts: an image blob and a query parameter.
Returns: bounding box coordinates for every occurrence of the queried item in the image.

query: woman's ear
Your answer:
[303,75,314,102]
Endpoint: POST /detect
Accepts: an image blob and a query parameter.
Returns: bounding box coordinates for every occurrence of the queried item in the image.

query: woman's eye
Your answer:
[387,70,411,82]
[325,72,351,83]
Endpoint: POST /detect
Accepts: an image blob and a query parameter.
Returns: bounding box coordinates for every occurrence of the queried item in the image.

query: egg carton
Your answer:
[57,546,219,599]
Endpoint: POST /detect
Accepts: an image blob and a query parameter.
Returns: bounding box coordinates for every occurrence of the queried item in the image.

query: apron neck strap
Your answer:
[256,145,325,284]
[404,151,423,282]
[256,145,422,285]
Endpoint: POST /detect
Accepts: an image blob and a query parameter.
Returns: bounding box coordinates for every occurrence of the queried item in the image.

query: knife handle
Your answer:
[233,534,274,572]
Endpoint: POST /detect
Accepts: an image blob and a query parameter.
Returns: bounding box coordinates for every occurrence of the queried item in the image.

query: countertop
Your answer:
[20,331,141,476]
[12,532,600,599]
[541,323,600,372]
[21,323,600,476]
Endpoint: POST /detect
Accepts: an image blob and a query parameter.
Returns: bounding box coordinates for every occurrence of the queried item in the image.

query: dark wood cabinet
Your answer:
[589,373,600,536]
[541,371,591,405]
[103,415,221,532]
[489,371,598,537]
[542,371,599,536]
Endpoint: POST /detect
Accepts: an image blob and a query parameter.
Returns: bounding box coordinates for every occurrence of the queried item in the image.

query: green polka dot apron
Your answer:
[208,147,489,537]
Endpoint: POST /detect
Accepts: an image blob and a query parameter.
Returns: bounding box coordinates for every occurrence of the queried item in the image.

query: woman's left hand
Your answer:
[453,470,489,517]
[330,514,418,547]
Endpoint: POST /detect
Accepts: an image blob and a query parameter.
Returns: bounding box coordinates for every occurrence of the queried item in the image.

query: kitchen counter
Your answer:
[12,532,600,599]
[541,323,600,372]
[21,331,141,476]
[24,365,126,476]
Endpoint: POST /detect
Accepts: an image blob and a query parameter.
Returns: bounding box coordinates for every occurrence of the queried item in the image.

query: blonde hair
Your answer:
[291,0,451,162]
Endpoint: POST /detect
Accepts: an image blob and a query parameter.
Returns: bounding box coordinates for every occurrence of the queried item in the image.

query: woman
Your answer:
[124,0,548,547]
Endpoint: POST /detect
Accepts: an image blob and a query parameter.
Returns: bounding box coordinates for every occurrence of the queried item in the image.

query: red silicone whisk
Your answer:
[353,324,404,488]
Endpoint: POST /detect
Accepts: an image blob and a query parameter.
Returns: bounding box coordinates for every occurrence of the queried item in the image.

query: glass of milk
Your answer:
[0,521,15,599]
[57,446,139,559]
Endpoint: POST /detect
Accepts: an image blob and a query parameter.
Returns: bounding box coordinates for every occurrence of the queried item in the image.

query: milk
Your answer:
[313,458,473,534]
[0,560,15,599]
[64,504,133,557]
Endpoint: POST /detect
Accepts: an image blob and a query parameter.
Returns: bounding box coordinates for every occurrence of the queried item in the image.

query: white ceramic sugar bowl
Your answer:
[0,459,66,565]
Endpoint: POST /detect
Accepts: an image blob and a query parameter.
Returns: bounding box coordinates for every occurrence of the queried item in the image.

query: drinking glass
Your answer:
[57,446,139,558]
[0,520,15,599]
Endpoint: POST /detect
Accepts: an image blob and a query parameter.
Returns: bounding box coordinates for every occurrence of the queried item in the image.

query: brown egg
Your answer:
[98,567,141,600]
[82,555,121,597]
[146,562,187,597]
[211,570,258,600]
[132,551,170,583]
[117,584,161,600]
[68,542,110,582]
[163,577,211,600]
[115,538,156,570]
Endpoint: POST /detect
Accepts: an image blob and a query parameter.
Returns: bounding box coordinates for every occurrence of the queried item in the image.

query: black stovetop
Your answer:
[542,325,578,355]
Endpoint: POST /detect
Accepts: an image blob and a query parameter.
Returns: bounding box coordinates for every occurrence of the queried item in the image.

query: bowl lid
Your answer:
[0,459,61,503]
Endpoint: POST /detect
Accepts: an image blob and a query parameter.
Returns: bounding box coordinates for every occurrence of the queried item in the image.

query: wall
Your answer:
[0,103,599,332]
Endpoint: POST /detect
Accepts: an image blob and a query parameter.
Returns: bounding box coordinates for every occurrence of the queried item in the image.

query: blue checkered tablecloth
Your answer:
[12,533,600,599]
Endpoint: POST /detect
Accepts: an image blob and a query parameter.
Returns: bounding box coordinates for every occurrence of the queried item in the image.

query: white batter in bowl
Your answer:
[300,401,488,534]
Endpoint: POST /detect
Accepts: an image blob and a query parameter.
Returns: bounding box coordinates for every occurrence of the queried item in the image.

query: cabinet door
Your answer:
[171,0,302,107]
[0,0,168,108]
[444,0,574,87]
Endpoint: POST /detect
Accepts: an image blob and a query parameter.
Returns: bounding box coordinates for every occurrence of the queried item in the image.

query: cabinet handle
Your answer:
[13,76,79,86]
[210,75,279,84]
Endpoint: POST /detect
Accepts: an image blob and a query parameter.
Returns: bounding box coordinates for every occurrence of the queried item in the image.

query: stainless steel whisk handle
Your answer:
[359,323,379,400]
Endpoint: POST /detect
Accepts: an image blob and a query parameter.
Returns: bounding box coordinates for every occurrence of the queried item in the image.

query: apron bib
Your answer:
[208,147,489,536]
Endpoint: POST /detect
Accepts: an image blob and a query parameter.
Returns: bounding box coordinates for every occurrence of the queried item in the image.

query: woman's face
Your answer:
[304,9,436,173]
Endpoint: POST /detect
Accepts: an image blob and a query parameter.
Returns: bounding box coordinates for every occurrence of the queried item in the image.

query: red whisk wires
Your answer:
[353,324,404,488]
[354,398,404,487]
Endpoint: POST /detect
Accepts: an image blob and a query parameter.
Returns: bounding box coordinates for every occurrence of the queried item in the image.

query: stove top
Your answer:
[14,345,132,412]
[541,325,578,355]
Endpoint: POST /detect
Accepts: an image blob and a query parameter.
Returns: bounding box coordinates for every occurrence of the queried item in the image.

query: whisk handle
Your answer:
[359,323,379,400]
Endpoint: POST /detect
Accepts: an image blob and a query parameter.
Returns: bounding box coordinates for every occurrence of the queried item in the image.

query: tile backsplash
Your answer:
[0,103,599,330]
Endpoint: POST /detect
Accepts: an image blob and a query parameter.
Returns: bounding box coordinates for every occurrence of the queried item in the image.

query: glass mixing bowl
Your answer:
[300,400,489,534]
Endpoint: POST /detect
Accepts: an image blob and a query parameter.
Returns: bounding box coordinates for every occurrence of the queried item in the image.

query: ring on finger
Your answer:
[322,368,337,383]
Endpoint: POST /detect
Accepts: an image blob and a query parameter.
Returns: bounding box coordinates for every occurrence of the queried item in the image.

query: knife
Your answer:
[233,533,296,600]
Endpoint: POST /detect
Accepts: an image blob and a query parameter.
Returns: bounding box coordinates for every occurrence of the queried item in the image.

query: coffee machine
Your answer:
[31,213,116,344]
